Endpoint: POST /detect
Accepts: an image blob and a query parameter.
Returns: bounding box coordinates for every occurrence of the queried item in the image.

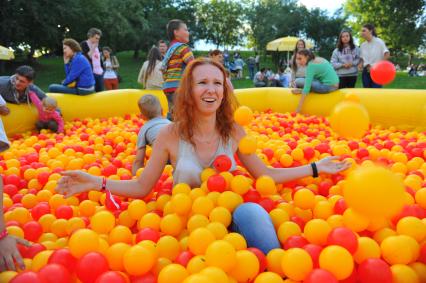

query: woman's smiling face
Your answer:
[191,64,224,116]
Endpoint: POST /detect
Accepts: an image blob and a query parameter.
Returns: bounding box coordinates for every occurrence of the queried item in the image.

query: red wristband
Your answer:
[101,177,107,191]
[0,229,8,241]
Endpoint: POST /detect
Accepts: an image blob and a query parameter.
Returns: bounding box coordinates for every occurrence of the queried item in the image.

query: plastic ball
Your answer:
[205,240,237,272]
[213,155,232,172]
[330,101,369,139]
[304,219,332,246]
[239,135,257,155]
[390,264,419,283]
[48,248,77,274]
[229,250,260,282]
[396,216,426,242]
[255,176,276,196]
[304,269,338,283]
[353,237,381,264]
[281,248,313,281]
[370,60,396,85]
[319,245,354,280]
[76,252,109,283]
[94,271,127,283]
[234,106,254,126]
[38,263,72,283]
[343,165,405,219]
[381,235,419,265]
[158,264,189,283]
[326,227,358,254]
[68,229,100,258]
[254,272,284,283]
[357,258,392,283]
[123,245,156,276]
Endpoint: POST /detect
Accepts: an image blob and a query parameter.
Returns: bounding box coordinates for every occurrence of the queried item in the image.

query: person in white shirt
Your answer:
[138,47,164,90]
[359,24,390,88]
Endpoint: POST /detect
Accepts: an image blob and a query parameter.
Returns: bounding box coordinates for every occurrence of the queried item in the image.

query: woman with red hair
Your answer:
[57,58,349,253]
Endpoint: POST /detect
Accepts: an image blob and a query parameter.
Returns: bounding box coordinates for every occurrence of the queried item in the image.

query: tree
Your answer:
[345,0,426,62]
[196,0,246,48]
[304,8,347,58]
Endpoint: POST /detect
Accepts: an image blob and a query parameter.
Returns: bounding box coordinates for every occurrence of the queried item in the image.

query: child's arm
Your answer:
[28,91,43,113]
[182,45,194,65]
[132,147,146,176]
[53,112,64,133]
[0,178,30,271]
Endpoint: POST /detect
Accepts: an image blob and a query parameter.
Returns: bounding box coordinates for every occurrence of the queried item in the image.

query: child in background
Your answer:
[162,19,194,120]
[132,95,170,175]
[29,92,64,133]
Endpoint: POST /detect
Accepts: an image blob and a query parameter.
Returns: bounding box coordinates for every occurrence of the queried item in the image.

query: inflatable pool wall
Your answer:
[3,88,426,136]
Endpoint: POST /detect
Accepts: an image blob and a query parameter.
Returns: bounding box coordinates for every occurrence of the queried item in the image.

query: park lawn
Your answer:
[32,51,426,92]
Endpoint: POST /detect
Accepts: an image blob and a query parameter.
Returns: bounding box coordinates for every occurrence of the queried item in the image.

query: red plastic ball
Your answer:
[304,269,338,283]
[38,263,72,283]
[130,273,156,283]
[327,227,358,254]
[55,205,73,220]
[135,228,161,243]
[5,174,20,187]
[25,243,46,259]
[357,258,392,283]
[37,172,50,186]
[175,251,194,267]
[94,271,127,283]
[207,174,227,192]
[10,271,44,283]
[31,202,50,221]
[23,221,43,242]
[333,198,347,214]
[303,244,323,268]
[76,252,109,283]
[213,155,232,172]
[370,61,396,85]
[48,248,78,273]
[4,184,18,196]
[284,235,309,250]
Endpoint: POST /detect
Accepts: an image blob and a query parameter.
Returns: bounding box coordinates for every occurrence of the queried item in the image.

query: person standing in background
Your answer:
[359,24,390,88]
[80,28,104,92]
[158,40,168,59]
[102,47,120,90]
[331,30,360,88]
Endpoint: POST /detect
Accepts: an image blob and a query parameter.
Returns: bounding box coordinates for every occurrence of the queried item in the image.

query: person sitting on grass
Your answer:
[48,39,95,95]
[292,49,339,113]
[132,95,170,175]
[29,92,64,133]
[253,68,268,87]
[56,58,350,254]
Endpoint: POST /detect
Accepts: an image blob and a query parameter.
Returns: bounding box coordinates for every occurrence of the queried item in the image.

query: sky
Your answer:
[195,0,347,50]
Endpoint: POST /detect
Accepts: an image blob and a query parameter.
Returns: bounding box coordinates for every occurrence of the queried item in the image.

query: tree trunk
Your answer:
[408,53,413,67]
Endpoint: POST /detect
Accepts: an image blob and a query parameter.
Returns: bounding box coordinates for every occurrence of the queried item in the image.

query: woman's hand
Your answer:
[0,235,31,271]
[316,156,351,174]
[63,55,69,64]
[56,171,100,198]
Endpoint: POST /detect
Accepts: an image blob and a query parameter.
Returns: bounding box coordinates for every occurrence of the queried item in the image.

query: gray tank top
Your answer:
[173,138,237,187]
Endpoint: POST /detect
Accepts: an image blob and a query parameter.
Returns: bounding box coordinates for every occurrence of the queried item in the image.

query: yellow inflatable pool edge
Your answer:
[3,88,426,136]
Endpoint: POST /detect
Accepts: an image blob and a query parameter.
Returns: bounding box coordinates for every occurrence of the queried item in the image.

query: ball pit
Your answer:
[0,88,425,282]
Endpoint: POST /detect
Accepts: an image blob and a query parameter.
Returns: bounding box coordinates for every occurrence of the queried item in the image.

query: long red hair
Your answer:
[173,58,238,145]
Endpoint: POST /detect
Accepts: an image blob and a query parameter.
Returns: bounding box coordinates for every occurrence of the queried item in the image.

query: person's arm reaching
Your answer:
[132,147,146,175]
[234,126,350,183]
[28,91,43,113]
[0,177,31,271]
[57,126,170,199]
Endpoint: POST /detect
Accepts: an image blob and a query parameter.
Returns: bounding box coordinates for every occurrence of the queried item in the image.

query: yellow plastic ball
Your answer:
[304,219,332,245]
[205,240,237,272]
[343,208,370,232]
[239,135,257,155]
[294,189,315,210]
[188,227,216,255]
[319,245,354,280]
[223,232,247,250]
[106,243,131,271]
[90,211,116,234]
[330,101,370,139]
[160,213,183,236]
[254,272,284,283]
[234,106,254,126]
[192,196,214,216]
[343,165,405,219]
[158,264,189,283]
[108,225,132,245]
[123,245,156,276]
[255,176,276,196]
[231,175,251,195]
[281,248,313,281]
[229,250,260,282]
[397,216,426,242]
[381,235,419,265]
[157,235,181,261]
[171,193,192,215]
[277,221,301,243]
[209,206,232,227]
[128,199,147,220]
[391,264,420,283]
[353,237,381,264]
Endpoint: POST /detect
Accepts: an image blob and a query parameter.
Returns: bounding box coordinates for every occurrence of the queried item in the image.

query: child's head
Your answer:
[138,95,162,120]
[167,19,189,43]
[42,97,57,113]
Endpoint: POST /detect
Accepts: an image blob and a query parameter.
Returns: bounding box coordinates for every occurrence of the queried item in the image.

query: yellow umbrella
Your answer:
[266,36,314,67]
[266,36,314,51]
[0,45,14,60]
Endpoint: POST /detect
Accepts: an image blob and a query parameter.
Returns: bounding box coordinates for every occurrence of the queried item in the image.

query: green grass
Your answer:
[19,51,426,92]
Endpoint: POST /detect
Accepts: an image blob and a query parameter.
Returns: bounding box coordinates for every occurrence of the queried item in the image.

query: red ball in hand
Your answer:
[370,61,396,85]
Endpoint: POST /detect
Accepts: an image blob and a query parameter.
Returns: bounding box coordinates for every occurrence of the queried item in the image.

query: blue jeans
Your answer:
[295,78,338,94]
[94,74,104,92]
[48,84,94,95]
[164,91,174,121]
[231,203,280,254]
[248,65,255,80]
[362,68,382,88]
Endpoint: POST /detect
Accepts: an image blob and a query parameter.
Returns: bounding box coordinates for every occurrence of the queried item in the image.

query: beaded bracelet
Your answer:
[101,177,107,191]
[0,229,8,241]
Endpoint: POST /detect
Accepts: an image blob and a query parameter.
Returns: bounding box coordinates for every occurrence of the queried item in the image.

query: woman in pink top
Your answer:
[29,92,64,133]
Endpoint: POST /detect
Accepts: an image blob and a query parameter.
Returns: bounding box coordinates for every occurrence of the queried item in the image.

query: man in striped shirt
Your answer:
[162,19,194,120]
